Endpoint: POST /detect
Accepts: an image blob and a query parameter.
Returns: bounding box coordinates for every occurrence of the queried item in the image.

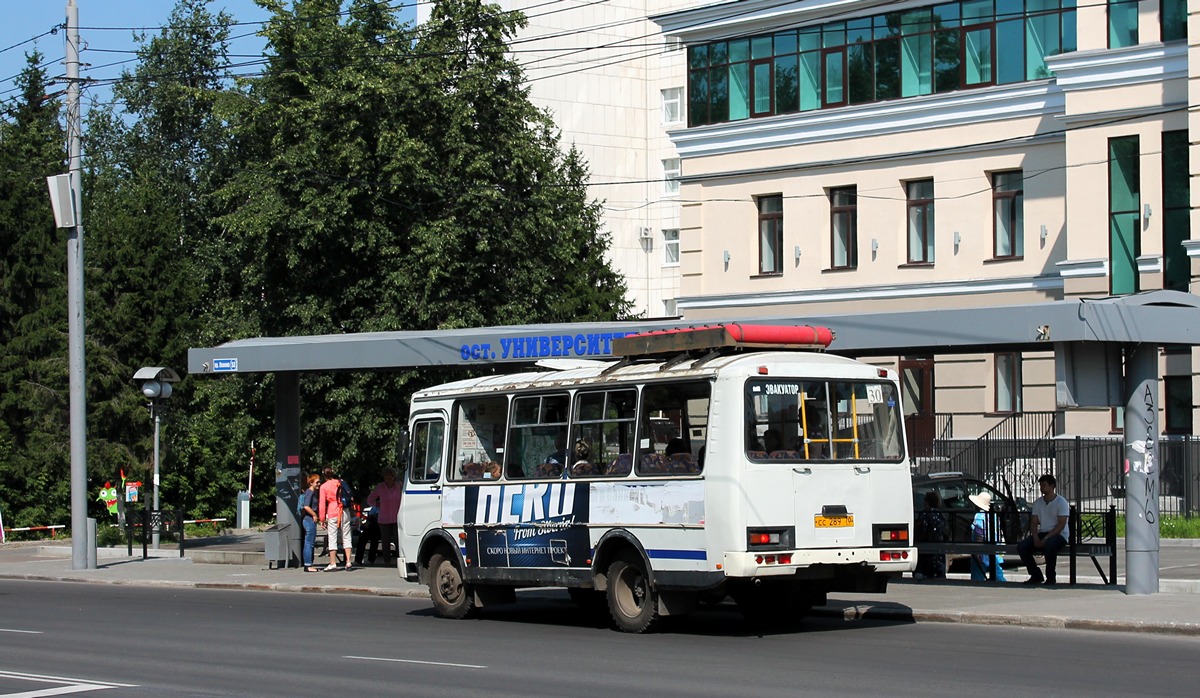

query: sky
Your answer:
[0,1,416,112]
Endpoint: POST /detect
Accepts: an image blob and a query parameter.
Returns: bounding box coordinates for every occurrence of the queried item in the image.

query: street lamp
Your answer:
[134,367,180,549]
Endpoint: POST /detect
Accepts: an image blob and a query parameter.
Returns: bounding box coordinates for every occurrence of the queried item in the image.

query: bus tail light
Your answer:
[747,527,794,551]
[879,550,910,561]
[873,524,909,545]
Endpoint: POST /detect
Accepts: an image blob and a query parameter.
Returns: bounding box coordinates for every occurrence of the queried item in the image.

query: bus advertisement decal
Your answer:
[461,483,591,568]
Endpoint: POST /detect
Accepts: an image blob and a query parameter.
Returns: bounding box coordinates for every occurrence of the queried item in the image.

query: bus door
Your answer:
[401,416,447,552]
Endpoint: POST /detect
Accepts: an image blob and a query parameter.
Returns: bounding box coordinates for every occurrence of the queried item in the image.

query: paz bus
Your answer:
[397,324,915,632]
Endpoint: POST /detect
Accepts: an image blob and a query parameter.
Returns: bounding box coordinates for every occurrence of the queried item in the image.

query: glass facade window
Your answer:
[992,170,1023,258]
[686,0,1077,126]
[1162,131,1190,291]
[830,187,858,270]
[757,195,784,274]
[1108,0,1138,48]
[1108,136,1140,295]
[907,180,935,264]
[1162,0,1187,42]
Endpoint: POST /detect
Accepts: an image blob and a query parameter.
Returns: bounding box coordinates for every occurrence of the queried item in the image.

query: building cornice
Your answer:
[1045,42,1187,92]
[1055,258,1107,278]
[1184,240,1200,258]
[675,273,1063,311]
[671,81,1064,160]
[652,0,902,41]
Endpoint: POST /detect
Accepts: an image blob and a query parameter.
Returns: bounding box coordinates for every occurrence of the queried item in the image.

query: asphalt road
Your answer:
[1,580,1198,697]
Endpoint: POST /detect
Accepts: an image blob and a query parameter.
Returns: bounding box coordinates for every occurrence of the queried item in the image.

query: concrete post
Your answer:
[274,372,303,564]
[1124,344,1160,595]
[86,517,96,569]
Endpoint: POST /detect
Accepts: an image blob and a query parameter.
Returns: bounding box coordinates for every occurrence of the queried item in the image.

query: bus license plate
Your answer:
[814,515,854,528]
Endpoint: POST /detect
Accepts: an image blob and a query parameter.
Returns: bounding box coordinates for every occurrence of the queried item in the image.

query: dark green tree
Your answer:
[215,0,630,486]
[84,0,270,520]
[0,52,70,528]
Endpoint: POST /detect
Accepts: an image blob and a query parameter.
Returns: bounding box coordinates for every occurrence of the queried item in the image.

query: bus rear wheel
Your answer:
[606,556,658,633]
[428,552,475,619]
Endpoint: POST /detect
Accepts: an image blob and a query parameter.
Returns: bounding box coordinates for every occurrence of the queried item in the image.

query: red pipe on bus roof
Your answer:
[631,323,834,348]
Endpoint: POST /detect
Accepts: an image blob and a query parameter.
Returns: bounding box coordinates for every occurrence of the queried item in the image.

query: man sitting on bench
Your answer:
[1017,473,1070,585]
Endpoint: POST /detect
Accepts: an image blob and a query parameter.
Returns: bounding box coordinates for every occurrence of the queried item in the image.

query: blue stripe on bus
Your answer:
[404,489,441,495]
[646,549,707,561]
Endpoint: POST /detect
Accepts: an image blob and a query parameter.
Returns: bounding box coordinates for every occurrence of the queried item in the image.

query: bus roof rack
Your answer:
[611,324,835,359]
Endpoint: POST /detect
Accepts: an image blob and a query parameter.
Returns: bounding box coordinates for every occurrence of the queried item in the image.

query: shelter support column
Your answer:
[1123,344,1160,595]
[275,371,303,564]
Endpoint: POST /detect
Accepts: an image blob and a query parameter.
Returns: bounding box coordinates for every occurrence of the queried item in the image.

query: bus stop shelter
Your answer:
[188,290,1200,594]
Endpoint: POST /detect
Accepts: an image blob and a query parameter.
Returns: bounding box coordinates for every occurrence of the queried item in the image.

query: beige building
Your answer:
[419,0,702,318]
[651,0,1196,447]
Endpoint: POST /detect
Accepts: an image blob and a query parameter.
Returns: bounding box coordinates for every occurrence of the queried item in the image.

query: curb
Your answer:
[4,571,1200,637]
[810,604,1200,637]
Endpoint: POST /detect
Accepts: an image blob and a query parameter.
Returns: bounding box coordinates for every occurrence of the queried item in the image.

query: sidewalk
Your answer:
[3,536,1200,637]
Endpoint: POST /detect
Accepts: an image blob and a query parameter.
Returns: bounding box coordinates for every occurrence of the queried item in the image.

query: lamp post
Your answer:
[135,367,180,549]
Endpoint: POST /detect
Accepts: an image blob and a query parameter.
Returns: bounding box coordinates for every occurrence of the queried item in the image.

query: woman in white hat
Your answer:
[969,490,1007,582]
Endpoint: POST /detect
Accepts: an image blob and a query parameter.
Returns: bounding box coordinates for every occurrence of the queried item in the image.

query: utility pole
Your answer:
[65,0,90,570]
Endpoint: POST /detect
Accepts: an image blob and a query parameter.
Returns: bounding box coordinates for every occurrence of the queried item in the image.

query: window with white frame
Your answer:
[661,87,683,124]
[994,352,1022,414]
[662,158,680,196]
[662,229,680,265]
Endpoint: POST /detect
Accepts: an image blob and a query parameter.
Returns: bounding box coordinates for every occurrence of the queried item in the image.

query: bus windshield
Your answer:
[745,378,904,461]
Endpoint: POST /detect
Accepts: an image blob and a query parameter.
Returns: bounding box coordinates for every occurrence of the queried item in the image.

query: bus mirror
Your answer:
[395,427,410,471]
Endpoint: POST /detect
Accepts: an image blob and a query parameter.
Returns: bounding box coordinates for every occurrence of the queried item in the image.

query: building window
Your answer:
[1163,130,1190,291]
[995,352,1022,413]
[992,170,1023,259]
[1162,0,1187,42]
[1109,136,1140,295]
[1165,376,1193,435]
[830,187,857,270]
[663,229,680,266]
[686,1,1077,126]
[1109,0,1139,48]
[906,179,935,264]
[662,158,680,196]
[661,87,683,124]
[757,195,783,274]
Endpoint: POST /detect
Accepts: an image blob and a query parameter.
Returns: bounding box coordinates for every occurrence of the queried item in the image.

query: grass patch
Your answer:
[1114,515,1200,538]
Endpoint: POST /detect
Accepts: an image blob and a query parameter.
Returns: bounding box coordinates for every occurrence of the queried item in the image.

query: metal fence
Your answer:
[920,434,1200,518]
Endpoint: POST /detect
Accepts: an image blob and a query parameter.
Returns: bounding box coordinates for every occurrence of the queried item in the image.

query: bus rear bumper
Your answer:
[722,548,916,578]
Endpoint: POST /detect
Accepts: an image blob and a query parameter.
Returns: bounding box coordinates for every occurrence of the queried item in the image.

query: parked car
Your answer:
[912,472,1031,567]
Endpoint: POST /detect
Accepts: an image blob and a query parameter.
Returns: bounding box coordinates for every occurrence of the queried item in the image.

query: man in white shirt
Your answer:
[1017,473,1070,585]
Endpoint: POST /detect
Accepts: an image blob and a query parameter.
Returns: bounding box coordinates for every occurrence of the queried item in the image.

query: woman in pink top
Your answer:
[318,466,353,571]
[367,467,402,566]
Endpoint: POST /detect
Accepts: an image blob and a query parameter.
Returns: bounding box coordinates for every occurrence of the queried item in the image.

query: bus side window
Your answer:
[505,393,569,479]
[637,381,711,476]
[451,396,508,482]
[409,419,445,483]
[572,388,636,478]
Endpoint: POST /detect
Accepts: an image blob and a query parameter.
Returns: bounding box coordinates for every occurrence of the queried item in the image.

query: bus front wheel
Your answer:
[606,556,658,633]
[428,552,475,619]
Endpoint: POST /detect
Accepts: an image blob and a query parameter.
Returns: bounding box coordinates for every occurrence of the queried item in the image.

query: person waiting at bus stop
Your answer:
[365,467,401,566]
[969,491,1006,582]
[1018,473,1070,585]
[318,466,354,571]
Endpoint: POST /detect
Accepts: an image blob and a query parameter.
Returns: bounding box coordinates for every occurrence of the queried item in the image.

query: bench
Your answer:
[916,506,1118,585]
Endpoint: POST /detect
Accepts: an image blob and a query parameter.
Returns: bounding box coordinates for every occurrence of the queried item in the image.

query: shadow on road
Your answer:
[404,592,916,638]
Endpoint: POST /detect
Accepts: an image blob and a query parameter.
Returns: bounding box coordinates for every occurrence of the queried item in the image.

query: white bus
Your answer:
[398,324,914,632]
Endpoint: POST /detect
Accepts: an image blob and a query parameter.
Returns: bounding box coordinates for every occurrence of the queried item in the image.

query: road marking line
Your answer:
[0,669,136,688]
[4,685,119,697]
[343,655,486,669]
[0,629,43,634]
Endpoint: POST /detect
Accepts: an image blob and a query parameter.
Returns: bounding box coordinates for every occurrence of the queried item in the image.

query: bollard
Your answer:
[236,491,250,529]
[86,517,97,569]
